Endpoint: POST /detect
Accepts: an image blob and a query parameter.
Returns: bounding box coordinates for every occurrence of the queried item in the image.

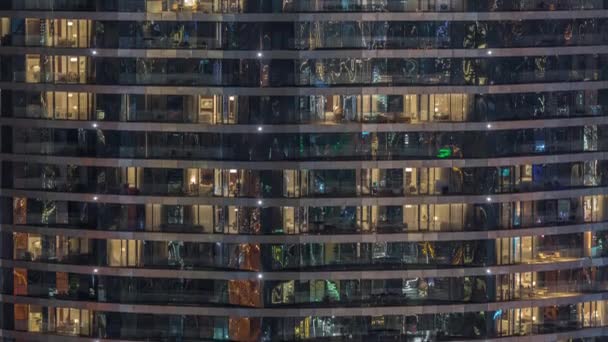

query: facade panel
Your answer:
[1,0,608,340]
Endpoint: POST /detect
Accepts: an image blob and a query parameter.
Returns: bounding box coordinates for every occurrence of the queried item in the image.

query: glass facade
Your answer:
[1,1,608,341]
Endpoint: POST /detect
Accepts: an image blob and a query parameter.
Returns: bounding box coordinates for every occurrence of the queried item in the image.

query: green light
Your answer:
[437,148,452,159]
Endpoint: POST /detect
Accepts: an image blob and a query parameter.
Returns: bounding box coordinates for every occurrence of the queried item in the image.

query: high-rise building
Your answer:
[1,0,608,341]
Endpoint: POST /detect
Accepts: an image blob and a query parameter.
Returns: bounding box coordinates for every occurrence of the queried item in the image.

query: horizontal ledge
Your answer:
[1,257,606,281]
[1,327,607,342]
[1,115,605,133]
[0,330,139,342]
[2,220,606,243]
[1,151,607,169]
[1,9,607,21]
[0,80,605,95]
[0,326,606,342]
[2,186,607,206]
[457,327,608,342]
[1,292,607,316]
[2,45,607,59]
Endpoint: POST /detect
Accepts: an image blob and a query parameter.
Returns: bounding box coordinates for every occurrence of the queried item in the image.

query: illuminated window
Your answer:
[107,239,142,266]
